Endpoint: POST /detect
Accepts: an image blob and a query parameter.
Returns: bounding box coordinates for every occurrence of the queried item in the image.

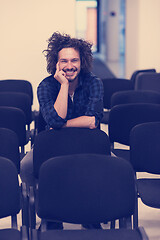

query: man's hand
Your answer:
[54,62,69,85]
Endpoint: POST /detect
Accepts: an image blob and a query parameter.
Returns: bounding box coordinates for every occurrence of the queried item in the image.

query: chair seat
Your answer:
[137,178,160,208]
[111,149,130,162]
[0,229,21,240]
[39,229,145,240]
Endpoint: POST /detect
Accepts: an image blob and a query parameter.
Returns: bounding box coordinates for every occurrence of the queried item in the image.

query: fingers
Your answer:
[54,62,68,84]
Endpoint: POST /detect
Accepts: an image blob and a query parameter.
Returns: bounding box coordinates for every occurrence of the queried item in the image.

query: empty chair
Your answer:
[101,78,134,124]
[0,79,33,105]
[130,122,160,227]
[0,79,38,130]
[0,106,30,157]
[31,154,148,240]
[0,128,20,173]
[33,127,111,180]
[135,72,160,92]
[29,127,111,229]
[111,90,160,107]
[0,92,32,130]
[130,68,156,86]
[0,156,29,240]
[108,103,160,161]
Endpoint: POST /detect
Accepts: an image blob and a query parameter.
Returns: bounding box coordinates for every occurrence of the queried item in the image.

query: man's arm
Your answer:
[64,116,97,129]
[53,62,69,119]
[37,76,68,130]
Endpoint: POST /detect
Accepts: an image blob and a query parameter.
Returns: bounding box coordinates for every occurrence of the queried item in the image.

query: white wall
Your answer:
[125,0,139,78]
[0,0,76,109]
[125,0,160,78]
[106,0,120,61]
[99,0,120,61]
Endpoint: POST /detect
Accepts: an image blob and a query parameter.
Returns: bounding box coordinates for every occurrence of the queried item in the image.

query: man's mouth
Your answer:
[63,68,77,75]
[66,71,75,77]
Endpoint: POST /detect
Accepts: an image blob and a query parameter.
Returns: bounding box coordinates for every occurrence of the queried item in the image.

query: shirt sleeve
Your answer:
[37,79,67,129]
[85,76,104,126]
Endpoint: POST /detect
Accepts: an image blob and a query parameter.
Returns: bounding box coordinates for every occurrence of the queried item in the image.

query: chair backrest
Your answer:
[0,128,20,173]
[0,106,27,148]
[135,72,160,92]
[37,110,46,133]
[111,90,160,107]
[33,128,111,178]
[0,79,33,105]
[0,92,32,126]
[130,69,156,86]
[130,122,160,174]
[0,156,20,219]
[109,103,160,146]
[102,78,134,109]
[37,154,135,224]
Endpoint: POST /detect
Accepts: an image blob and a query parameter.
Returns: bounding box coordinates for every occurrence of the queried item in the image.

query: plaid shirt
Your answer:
[37,72,104,129]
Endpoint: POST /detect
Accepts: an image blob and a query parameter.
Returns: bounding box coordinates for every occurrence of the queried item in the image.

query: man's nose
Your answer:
[66,61,73,69]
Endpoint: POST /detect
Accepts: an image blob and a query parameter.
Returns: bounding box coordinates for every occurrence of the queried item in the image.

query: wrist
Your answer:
[61,81,69,87]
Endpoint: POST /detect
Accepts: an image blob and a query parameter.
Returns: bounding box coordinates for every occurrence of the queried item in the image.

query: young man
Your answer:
[21,32,104,230]
[37,32,104,130]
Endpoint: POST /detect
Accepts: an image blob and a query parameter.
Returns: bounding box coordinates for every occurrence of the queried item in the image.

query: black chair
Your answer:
[0,156,29,240]
[33,127,111,179]
[35,110,46,134]
[0,79,38,130]
[0,106,30,157]
[30,127,111,229]
[0,79,33,105]
[0,128,20,173]
[111,90,160,107]
[130,69,156,86]
[0,92,32,130]
[108,103,160,161]
[31,154,148,240]
[101,78,134,124]
[135,72,160,92]
[130,122,160,227]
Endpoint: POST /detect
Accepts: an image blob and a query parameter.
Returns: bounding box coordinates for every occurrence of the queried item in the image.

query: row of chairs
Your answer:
[101,69,160,124]
[0,79,34,239]
[0,79,38,157]
[0,126,153,239]
[1,70,158,140]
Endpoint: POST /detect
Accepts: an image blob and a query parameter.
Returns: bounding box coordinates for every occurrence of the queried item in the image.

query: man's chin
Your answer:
[68,79,75,83]
[67,76,77,82]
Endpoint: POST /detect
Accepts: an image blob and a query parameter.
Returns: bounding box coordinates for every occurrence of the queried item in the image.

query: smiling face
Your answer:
[58,48,81,82]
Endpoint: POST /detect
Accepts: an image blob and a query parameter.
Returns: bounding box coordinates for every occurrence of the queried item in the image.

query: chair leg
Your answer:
[29,186,36,229]
[21,183,29,231]
[133,194,139,228]
[11,215,18,229]
[119,218,125,228]
[110,220,115,229]
[133,173,139,228]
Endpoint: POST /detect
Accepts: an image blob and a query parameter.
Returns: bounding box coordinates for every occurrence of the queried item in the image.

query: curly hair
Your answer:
[43,32,93,75]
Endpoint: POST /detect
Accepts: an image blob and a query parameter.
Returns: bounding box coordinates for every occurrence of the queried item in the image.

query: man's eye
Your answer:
[72,59,78,63]
[60,60,67,63]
